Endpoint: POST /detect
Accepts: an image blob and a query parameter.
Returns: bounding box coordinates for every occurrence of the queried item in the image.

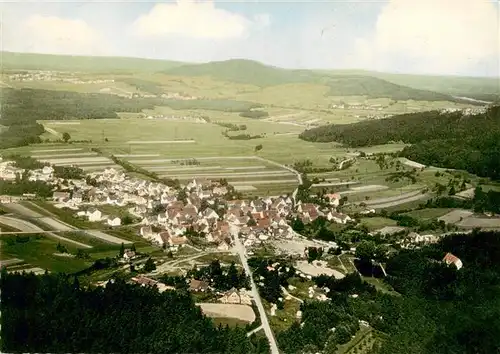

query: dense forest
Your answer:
[271,231,500,354]
[1,270,269,354]
[300,106,500,180]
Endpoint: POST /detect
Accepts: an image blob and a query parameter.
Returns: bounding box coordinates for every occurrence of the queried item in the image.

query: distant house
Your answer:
[324,193,341,207]
[326,211,352,224]
[42,166,54,175]
[123,250,136,261]
[87,208,102,222]
[107,216,122,227]
[202,208,219,220]
[71,192,83,203]
[189,279,209,292]
[213,186,228,196]
[53,191,70,202]
[169,236,188,250]
[443,252,463,270]
[217,240,230,251]
[219,288,252,305]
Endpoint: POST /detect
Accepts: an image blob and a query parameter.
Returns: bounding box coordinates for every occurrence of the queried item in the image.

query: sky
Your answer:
[1,0,499,77]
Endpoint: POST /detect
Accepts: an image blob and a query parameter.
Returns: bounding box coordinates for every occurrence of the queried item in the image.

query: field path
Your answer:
[0,216,92,249]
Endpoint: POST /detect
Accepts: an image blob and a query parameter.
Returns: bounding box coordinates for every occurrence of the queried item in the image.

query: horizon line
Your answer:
[1,50,498,79]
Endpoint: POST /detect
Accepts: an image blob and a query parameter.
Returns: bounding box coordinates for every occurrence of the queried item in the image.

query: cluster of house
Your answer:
[330,102,386,111]
[440,106,488,116]
[0,158,23,181]
[2,155,356,253]
[296,193,352,224]
[189,279,253,304]
[8,71,114,85]
[144,114,206,124]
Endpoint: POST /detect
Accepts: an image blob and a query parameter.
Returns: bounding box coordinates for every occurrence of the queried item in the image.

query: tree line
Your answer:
[299,106,500,180]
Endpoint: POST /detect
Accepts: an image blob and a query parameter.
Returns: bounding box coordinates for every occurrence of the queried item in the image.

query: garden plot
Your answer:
[46,122,81,125]
[339,185,389,195]
[438,210,474,224]
[37,156,110,164]
[231,179,298,185]
[295,260,345,279]
[234,185,257,191]
[80,165,122,172]
[126,140,196,144]
[159,170,294,179]
[114,154,160,158]
[456,216,500,229]
[32,152,99,159]
[31,148,84,153]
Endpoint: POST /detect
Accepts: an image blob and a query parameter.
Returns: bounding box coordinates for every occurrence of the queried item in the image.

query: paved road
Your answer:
[338,158,355,170]
[0,216,92,249]
[230,224,280,354]
[255,156,302,185]
[368,192,430,209]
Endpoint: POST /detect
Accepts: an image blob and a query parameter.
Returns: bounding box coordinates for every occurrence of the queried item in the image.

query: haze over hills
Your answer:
[1,51,498,103]
[0,51,186,73]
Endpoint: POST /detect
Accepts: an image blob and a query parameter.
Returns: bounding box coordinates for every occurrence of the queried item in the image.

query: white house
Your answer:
[107,216,122,227]
[87,208,102,222]
[42,166,54,175]
[72,192,83,204]
[327,211,352,224]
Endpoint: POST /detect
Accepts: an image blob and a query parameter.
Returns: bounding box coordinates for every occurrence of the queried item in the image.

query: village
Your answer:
[0,154,466,342]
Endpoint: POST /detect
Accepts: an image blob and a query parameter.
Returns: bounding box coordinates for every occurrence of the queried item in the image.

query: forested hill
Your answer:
[164,60,463,102]
[299,106,500,179]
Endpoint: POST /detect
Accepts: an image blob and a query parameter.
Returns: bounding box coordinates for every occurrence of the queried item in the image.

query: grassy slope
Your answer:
[318,69,500,99]
[164,59,317,87]
[165,59,457,101]
[2,52,482,102]
[1,51,186,73]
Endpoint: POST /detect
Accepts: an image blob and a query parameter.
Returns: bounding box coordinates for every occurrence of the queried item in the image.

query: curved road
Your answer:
[230,224,280,354]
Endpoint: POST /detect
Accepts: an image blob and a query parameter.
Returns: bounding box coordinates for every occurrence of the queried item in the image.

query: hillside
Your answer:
[0,51,186,73]
[164,59,317,87]
[319,69,500,101]
[166,59,460,102]
[324,75,455,101]
[299,106,500,179]
[1,52,485,102]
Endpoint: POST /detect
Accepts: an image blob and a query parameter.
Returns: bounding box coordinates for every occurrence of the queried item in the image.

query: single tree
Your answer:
[62,132,71,143]
[119,242,125,258]
[144,258,156,272]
